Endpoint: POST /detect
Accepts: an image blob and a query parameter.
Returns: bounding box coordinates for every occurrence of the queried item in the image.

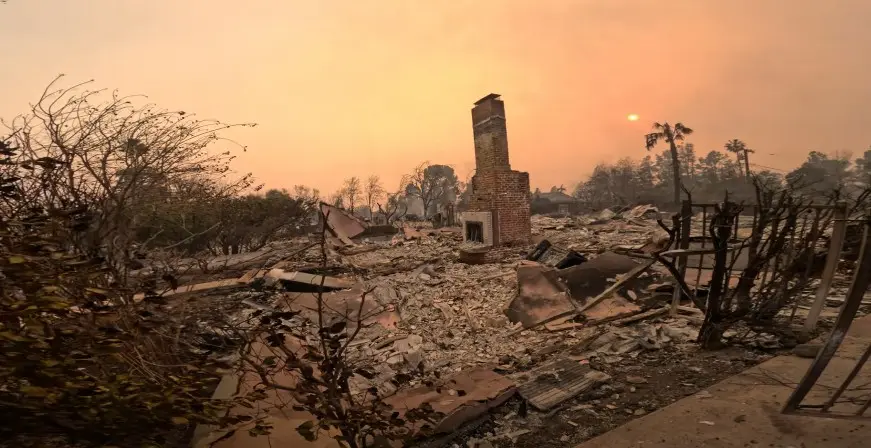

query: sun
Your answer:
[627,114,640,122]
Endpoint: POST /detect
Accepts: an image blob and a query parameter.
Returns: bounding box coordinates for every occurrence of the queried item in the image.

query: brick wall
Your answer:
[493,171,531,245]
[467,171,496,212]
[465,171,530,246]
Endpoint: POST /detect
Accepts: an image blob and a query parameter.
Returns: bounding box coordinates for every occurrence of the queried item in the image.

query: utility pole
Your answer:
[742,147,755,179]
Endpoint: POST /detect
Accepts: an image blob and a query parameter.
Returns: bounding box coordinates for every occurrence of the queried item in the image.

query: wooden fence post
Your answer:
[670,200,693,315]
[783,213,871,414]
[803,200,849,334]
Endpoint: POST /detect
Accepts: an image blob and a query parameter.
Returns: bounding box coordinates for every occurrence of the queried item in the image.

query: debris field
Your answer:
[167,203,867,448]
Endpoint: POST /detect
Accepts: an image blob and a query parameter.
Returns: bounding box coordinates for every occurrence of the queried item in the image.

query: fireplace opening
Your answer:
[465,221,484,243]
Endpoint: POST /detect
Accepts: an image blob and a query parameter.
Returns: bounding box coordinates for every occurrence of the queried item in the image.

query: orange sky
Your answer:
[2,0,871,195]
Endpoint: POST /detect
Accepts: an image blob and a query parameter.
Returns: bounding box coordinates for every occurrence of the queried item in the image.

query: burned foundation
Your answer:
[460,94,531,247]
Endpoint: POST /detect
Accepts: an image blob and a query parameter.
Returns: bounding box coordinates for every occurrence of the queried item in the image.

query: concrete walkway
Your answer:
[578,315,871,448]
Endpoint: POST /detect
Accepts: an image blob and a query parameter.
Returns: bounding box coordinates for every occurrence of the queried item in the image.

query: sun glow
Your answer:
[627,114,639,121]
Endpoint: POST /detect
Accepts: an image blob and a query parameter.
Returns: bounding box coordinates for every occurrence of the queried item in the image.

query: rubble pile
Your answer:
[177,206,764,447]
[531,214,669,255]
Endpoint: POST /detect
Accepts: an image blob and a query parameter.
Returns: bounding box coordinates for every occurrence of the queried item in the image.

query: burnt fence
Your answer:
[781,216,871,420]
[669,200,858,332]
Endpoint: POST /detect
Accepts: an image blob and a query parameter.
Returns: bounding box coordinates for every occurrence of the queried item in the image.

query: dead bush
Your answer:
[235,217,443,448]
[0,82,262,446]
[0,204,252,446]
[696,180,833,348]
[1,76,256,285]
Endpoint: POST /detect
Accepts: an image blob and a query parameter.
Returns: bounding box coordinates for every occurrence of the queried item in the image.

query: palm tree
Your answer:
[724,139,755,179]
[724,139,746,177]
[645,122,693,205]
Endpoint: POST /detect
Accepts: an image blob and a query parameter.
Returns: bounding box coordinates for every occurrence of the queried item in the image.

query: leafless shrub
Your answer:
[0,172,251,446]
[233,214,442,447]
[696,179,824,348]
[0,80,264,446]
[1,76,256,291]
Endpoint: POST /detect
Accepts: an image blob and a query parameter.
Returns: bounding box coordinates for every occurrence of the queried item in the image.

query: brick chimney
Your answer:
[472,93,510,172]
[461,93,531,247]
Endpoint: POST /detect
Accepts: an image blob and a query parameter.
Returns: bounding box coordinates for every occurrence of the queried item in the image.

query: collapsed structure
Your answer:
[176,96,871,448]
[460,94,531,247]
[173,198,869,448]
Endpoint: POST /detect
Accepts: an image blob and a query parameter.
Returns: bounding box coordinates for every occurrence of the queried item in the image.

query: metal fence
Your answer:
[672,200,849,332]
[781,216,871,420]
[661,198,871,420]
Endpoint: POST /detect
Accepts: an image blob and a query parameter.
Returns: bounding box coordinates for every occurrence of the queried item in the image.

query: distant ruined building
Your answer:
[532,189,582,215]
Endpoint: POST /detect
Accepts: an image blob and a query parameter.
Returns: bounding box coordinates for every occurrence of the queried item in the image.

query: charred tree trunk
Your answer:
[668,138,682,206]
[698,200,736,349]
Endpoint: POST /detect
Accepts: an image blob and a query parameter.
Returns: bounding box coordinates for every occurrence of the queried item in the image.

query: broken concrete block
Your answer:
[459,247,497,265]
[434,302,456,322]
[392,334,423,353]
[793,343,823,358]
[597,209,616,220]
[625,375,648,384]
[386,353,405,367]
[403,350,423,370]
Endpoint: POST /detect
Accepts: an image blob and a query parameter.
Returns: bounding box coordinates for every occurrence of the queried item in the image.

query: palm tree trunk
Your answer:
[743,150,751,179]
[735,152,743,177]
[668,139,682,205]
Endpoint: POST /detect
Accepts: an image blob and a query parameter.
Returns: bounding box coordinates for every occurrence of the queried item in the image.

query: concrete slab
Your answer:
[577,316,871,448]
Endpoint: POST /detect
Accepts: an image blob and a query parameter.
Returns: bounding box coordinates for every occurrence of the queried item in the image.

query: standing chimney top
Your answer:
[474,93,501,105]
[471,93,510,171]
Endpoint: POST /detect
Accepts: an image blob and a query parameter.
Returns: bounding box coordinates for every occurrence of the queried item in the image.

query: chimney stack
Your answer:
[472,93,510,172]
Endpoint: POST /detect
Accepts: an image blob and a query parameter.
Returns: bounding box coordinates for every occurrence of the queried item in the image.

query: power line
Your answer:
[749,162,790,173]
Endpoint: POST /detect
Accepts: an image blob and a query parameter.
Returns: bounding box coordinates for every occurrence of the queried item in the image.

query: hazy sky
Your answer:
[2,0,871,195]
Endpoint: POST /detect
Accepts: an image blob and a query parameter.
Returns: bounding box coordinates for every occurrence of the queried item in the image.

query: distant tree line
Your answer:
[574,126,871,210]
[328,162,461,222]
